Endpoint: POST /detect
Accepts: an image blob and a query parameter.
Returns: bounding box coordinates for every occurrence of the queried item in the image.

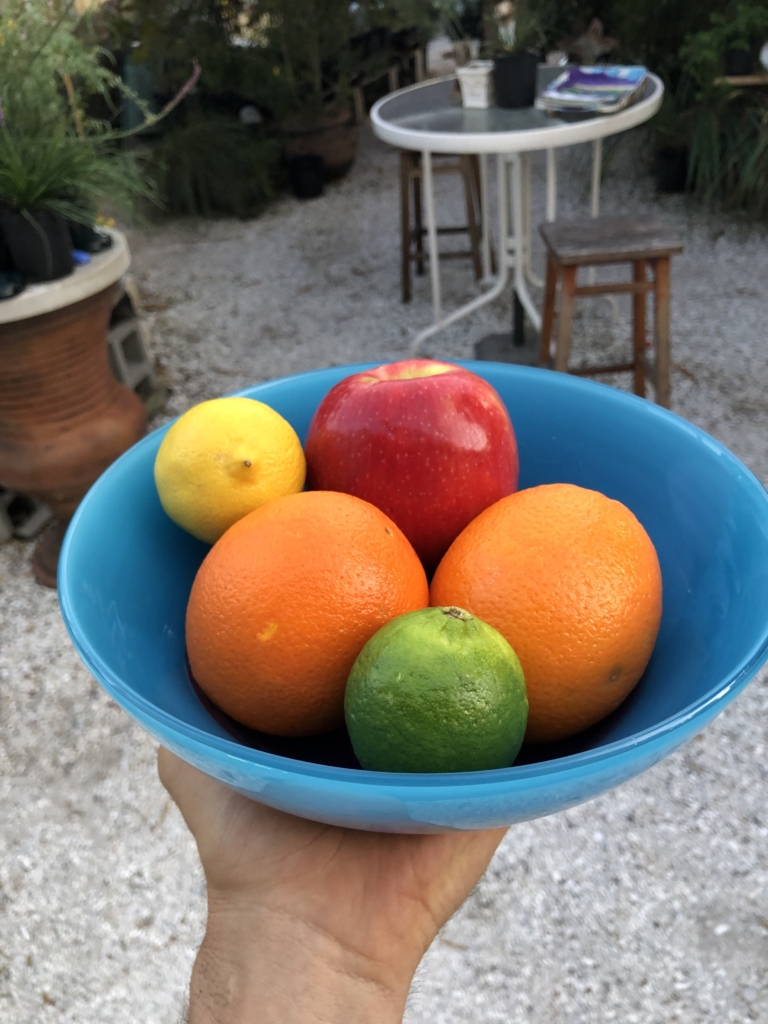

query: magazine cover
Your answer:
[538,66,648,114]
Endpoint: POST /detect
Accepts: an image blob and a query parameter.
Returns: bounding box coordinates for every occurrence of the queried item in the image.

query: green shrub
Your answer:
[149,118,280,218]
[0,0,194,222]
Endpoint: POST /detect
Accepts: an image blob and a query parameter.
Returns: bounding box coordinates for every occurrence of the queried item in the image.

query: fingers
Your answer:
[156,745,186,799]
[156,746,235,844]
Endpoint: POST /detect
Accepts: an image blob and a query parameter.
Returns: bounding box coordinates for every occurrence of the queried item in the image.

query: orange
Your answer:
[430,484,662,744]
[186,490,429,736]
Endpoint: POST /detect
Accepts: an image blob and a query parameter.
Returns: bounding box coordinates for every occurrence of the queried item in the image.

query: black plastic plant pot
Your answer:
[723,47,754,76]
[655,147,689,194]
[288,155,324,200]
[0,208,73,283]
[0,272,25,301]
[68,221,113,255]
[494,52,539,109]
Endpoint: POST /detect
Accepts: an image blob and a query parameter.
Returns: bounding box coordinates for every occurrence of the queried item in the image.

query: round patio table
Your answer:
[371,73,664,354]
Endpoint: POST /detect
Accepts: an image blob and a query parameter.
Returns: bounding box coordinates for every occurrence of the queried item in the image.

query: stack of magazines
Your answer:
[537,66,648,115]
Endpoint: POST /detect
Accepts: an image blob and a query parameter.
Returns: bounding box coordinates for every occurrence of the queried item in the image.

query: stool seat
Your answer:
[539,216,684,409]
[540,216,684,266]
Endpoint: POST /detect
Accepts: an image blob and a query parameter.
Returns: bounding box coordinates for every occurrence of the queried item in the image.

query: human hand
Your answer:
[158,748,507,1024]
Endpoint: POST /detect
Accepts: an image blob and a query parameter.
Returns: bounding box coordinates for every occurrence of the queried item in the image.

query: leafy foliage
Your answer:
[149,117,279,217]
[0,129,155,222]
[0,0,144,137]
[681,2,768,87]
[673,2,768,214]
[490,0,558,55]
[0,0,173,219]
[526,0,768,216]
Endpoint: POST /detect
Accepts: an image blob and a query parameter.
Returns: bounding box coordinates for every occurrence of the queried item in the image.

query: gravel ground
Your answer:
[2,125,768,1024]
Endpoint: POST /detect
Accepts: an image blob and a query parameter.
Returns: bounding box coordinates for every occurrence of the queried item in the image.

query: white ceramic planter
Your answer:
[457,61,495,109]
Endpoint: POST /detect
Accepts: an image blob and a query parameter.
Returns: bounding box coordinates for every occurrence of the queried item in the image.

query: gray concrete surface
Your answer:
[1,125,768,1023]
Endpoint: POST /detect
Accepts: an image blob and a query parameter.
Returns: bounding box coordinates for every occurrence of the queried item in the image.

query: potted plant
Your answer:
[0,0,173,280]
[0,2,194,585]
[680,1,768,80]
[113,0,283,217]
[647,93,690,194]
[491,0,548,109]
[254,0,360,183]
[673,2,768,214]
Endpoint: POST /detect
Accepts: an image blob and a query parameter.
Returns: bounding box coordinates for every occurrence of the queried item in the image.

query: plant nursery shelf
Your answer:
[714,74,768,86]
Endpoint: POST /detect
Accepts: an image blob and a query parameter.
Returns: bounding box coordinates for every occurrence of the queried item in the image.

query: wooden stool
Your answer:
[539,217,684,407]
[400,151,484,303]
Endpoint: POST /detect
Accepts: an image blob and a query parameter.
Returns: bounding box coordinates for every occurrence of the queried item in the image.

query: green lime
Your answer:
[344,606,528,773]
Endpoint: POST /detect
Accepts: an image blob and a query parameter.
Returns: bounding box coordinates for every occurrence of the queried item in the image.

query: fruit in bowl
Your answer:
[154,396,305,544]
[431,484,662,745]
[186,489,428,736]
[177,364,661,758]
[58,363,768,831]
[345,605,528,773]
[304,359,519,575]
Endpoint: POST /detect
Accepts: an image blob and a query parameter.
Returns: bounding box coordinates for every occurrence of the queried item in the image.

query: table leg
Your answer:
[590,138,602,218]
[421,149,442,328]
[410,151,511,356]
[589,138,619,325]
[546,148,557,222]
[479,153,492,282]
[522,153,544,290]
[400,151,411,303]
[410,147,545,355]
[510,153,542,332]
[588,138,602,288]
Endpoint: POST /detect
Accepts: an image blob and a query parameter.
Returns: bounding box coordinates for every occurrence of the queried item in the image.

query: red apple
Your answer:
[305,359,519,574]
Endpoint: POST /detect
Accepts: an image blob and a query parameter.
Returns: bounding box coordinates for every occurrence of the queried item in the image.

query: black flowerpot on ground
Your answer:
[655,147,689,194]
[0,208,73,283]
[494,52,539,109]
[391,27,420,54]
[282,109,359,180]
[288,155,325,199]
[724,47,755,76]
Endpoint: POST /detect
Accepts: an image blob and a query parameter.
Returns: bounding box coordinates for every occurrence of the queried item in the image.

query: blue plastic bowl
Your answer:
[59,363,768,833]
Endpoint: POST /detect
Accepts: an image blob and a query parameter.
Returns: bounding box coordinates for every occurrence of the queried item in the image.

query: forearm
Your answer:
[187,906,411,1024]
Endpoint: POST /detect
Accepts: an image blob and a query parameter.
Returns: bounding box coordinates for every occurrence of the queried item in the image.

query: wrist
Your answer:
[188,900,411,1024]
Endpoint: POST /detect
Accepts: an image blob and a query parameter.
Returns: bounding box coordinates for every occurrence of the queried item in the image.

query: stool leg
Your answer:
[469,154,494,269]
[555,265,578,373]
[412,154,425,276]
[539,255,558,367]
[632,259,647,398]
[400,151,412,303]
[460,155,483,281]
[653,257,671,408]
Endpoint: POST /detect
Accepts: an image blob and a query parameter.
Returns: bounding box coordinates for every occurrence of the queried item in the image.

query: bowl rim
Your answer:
[59,361,768,788]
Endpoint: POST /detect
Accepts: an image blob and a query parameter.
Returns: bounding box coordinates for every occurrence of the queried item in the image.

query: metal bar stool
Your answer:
[400,151,484,303]
[539,217,684,407]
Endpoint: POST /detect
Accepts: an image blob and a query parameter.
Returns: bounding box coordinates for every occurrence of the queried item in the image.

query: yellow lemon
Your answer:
[154,397,306,543]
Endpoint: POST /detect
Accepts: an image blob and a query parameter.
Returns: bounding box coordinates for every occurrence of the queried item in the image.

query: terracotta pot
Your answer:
[283,109,359,179]
[0,282,147,586]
